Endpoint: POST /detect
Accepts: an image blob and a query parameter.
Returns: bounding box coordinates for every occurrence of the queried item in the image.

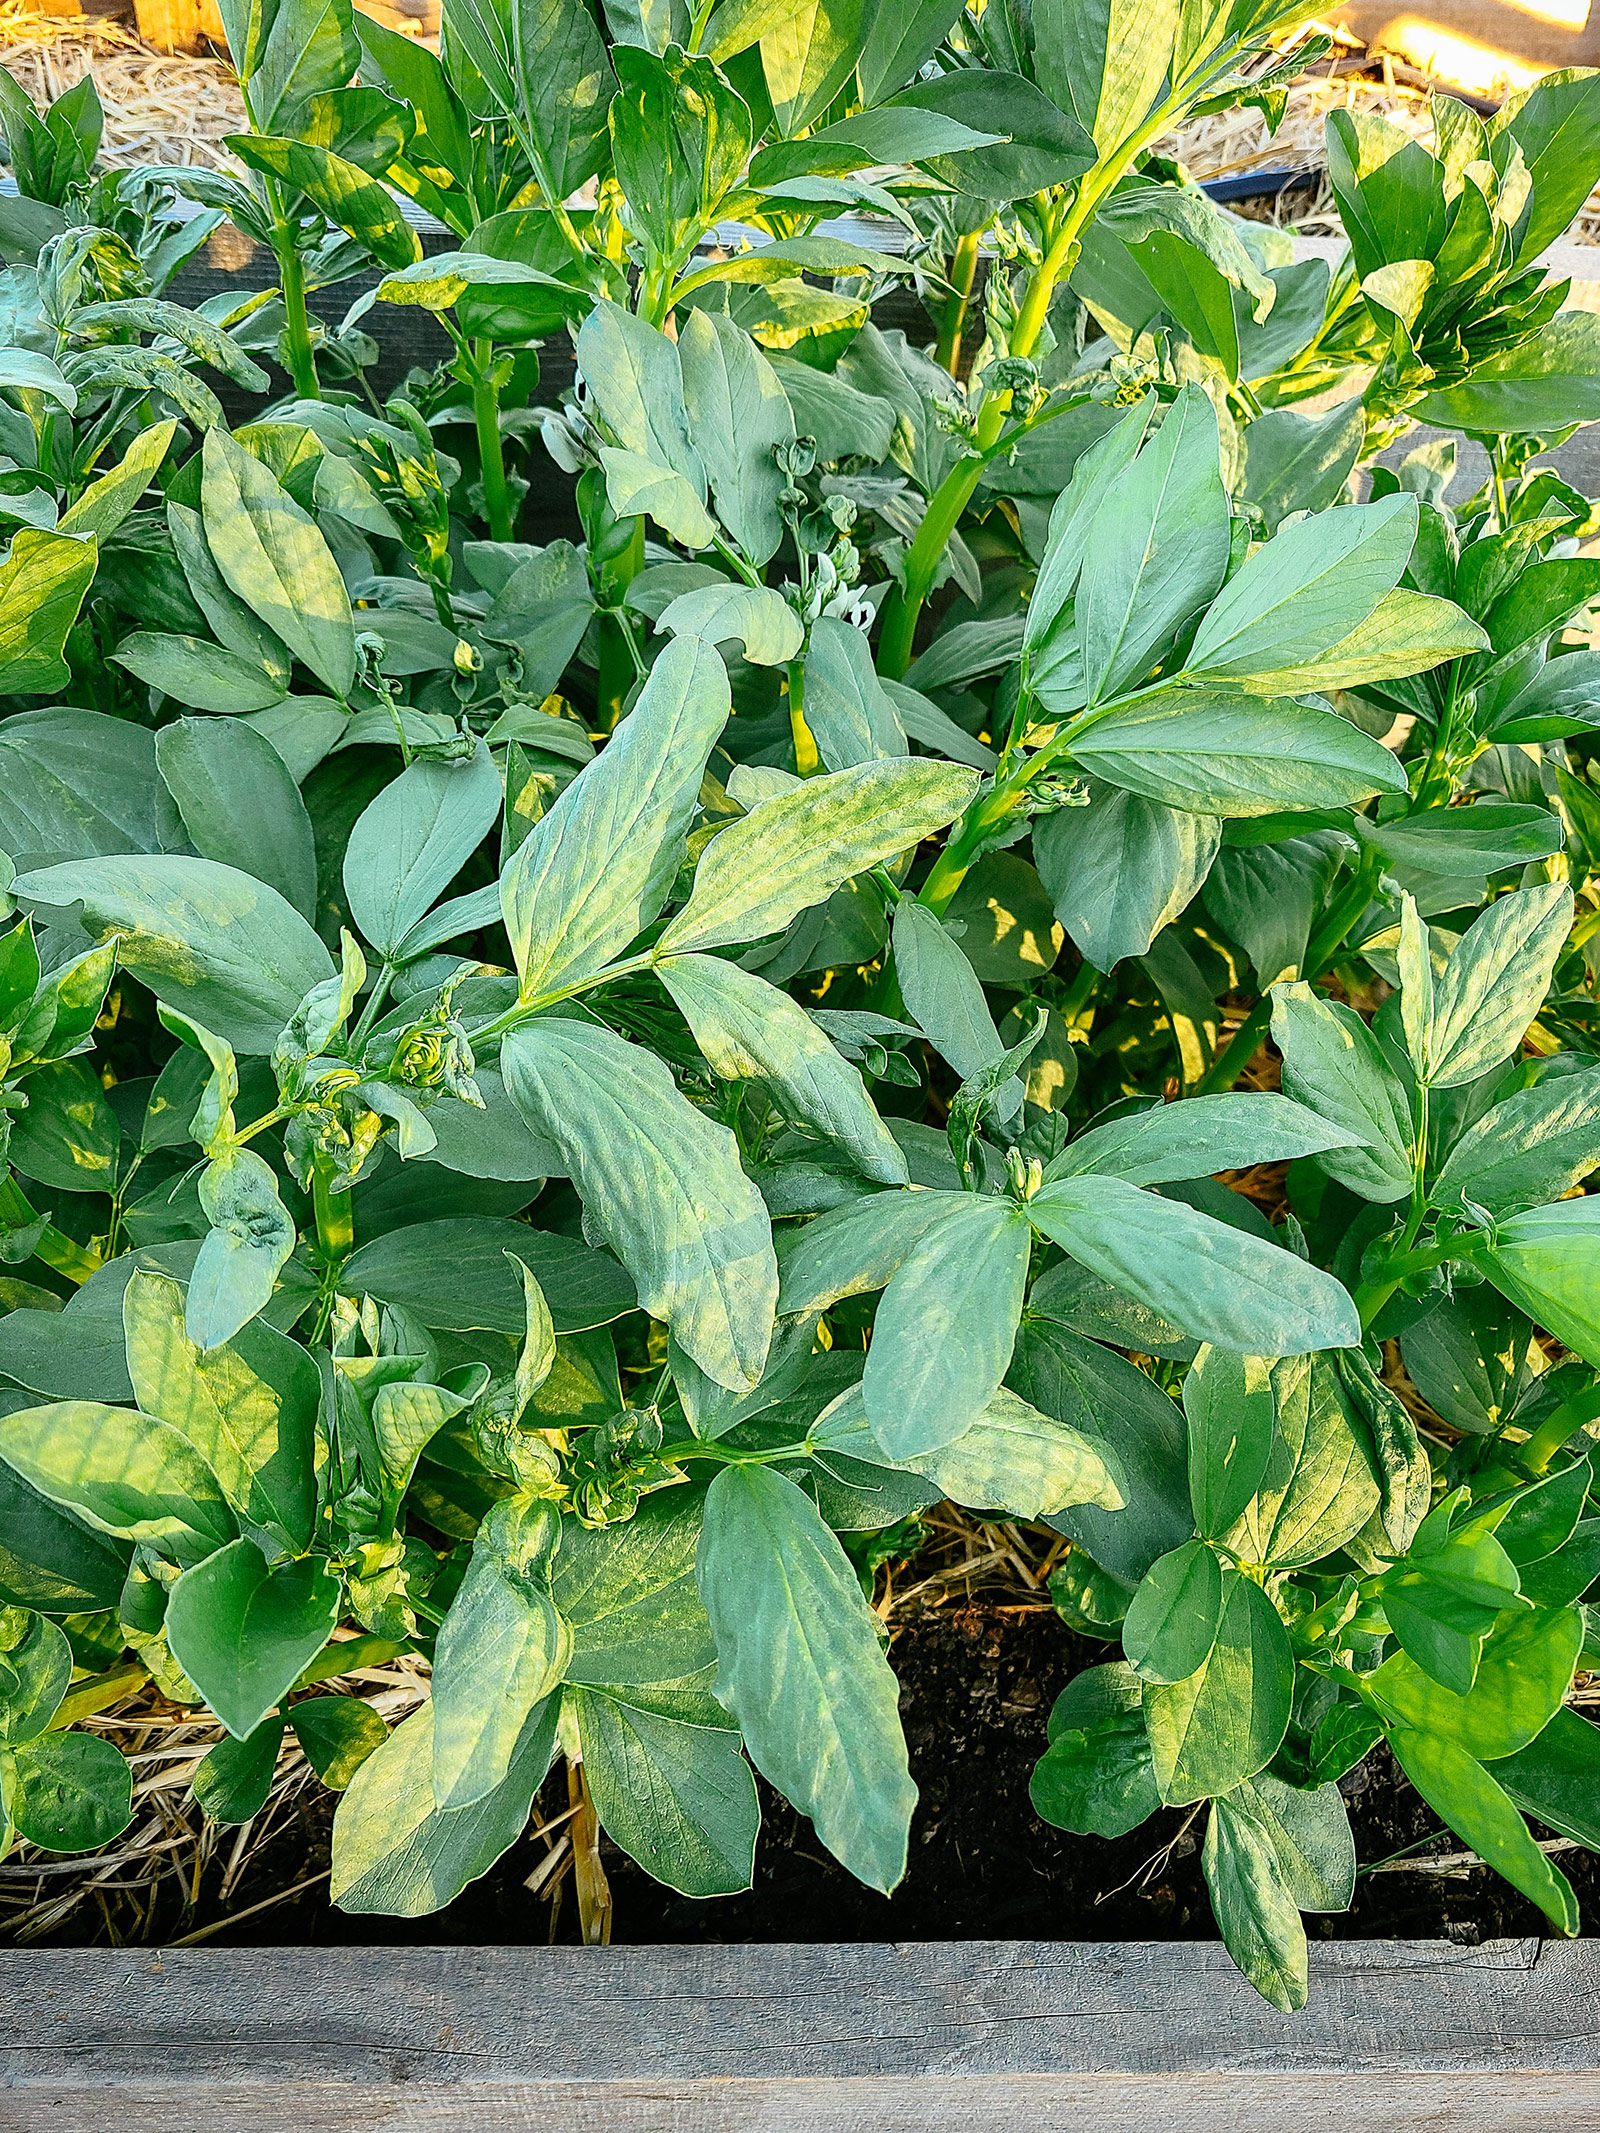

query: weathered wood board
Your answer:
[1,1937,1597,2132]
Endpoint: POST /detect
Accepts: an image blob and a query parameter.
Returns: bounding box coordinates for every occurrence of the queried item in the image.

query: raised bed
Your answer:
[3,1938,1596,2130]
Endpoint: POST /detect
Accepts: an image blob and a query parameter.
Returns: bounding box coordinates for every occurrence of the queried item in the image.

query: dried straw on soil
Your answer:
[0,1,243,168]
[0,1643,427,1945]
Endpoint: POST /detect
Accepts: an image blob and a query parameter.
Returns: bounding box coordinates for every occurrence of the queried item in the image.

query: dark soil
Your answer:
[28,1604,1591,1951]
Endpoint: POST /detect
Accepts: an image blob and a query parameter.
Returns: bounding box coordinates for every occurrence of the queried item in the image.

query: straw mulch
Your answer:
[0,1,244,167]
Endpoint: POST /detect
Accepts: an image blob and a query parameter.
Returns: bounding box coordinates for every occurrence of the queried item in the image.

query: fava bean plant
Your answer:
[4,0,1600,2007]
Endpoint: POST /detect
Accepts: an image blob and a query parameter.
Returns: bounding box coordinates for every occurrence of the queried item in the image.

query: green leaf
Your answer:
[862,1196,1032,1460]
[1077,385,1230,706]
[0,1610,71,1745]
[1416,883,1573,1090]
[229,134,421,270]
[1432,1065,1600,1217]
[775,1187,971,1313]
[1239,400,1366,536]
[447,0,613,200]
[0,347,76,408]
[660,759,976,955]
[1271,982,1416,1202]
[58,420,180,541]
[155,717,317,921]
[1123,1538,1225,1685]
[659,953,905,1184]
[0,529,97,695]
[3,1728,132,1852]
[165,1539,339,1739]
[0,1399,234,1565]
[566,1681,758,1898]
[115,634,287,715]
[891,895,1021,1122]
[344,741,500,960]
[1388,1725,1579,1934]
[697,1464,914,1893]
[1009,1319,1193,1586]
[188,1146,296,1352]
[578,299,704,493]
[167,500,292,687]
[598,448,716,549]
[503,1018,776,1391]
[123,1269,317,1551]
[1028,1175,1361,1355]
[1185,1345,1276,1538]
[1044,1091,1364,1190]
[339,1219,635,1335]
[1069,688,1409,817]
[1228,1352,1382,1570]
[1143,1570,1294,1805]
[1187,495,1417,679]
[201,428,356,698]
[1360,801,1563,880]
[1483,1197,1600,1369]
[1026,395,1155,651]
[656,582,802,667]
[1033,783,1219,972]
[1030,1661,1160,1837]
[0,707,166,868]
[431,1495,571,1809]
[1370,1604,1582,1759]
[676,310,793,568]
[291,1694,386,1790]
[804,616,907,770]
[192,1715,284,1823]
[329,1693,559,1916]
[1491,1703,1600,1849]
[1413,312,1600,433]
[17,854,333,1058]
[0,1460,130,1614]
[7,1060,118,1195]
[1203,1774,1355,2012]
[501,634,729,999]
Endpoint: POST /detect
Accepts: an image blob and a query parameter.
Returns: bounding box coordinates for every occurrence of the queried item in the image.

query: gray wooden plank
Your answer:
[2,1939,1598,2091]
[3,2073,1600,2133]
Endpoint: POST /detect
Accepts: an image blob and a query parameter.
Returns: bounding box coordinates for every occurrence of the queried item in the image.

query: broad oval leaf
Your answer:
[697,1464,915,1895]
[658,760,978,954]
[1028,1174,1361,1356]
[15,854,335,1056]
[500,634,730,1000]
[0,1399,235,1565]
[1069,688,1409,817]
[862,1194,1031,1460]
[344,740,501,959]
[165,1538,340,1739]
[201,429,356,697]
[503,1018,777,1392]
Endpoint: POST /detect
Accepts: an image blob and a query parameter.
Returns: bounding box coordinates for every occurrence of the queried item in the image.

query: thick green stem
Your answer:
[788,658,821,776]
[275,225,321,401]
[1522,1379,1600,1474]
[1194,996,1273,1096]
[312,1163,354,1265]
[936,229,982,377]
[471,340,514,543]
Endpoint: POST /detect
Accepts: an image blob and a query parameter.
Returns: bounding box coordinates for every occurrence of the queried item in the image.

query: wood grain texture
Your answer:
[2,1941,1598,2131]
[3,2073,1600,2133]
